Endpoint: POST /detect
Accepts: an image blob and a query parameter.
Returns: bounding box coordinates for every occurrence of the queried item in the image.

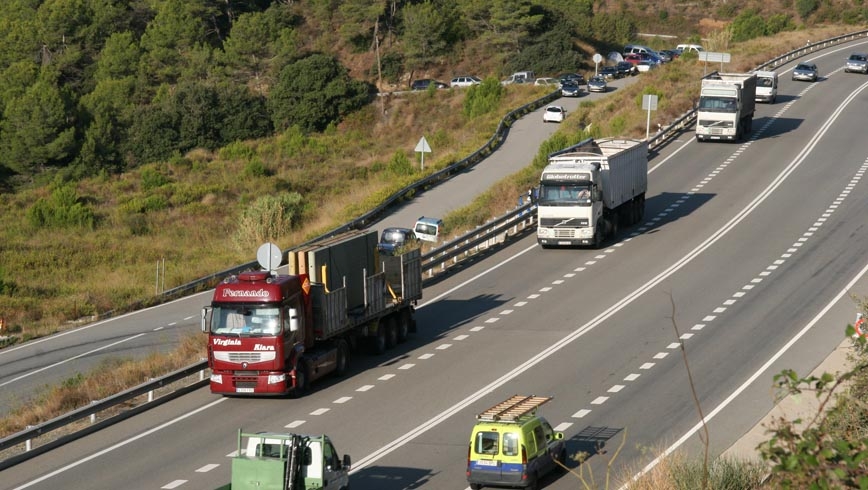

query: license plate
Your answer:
[476,460,498,467]
[236,387,255,393]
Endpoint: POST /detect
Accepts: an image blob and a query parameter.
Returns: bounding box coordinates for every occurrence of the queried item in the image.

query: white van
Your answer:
[413,216,443,243]
[753,70,778,103]
[676,43,704,54]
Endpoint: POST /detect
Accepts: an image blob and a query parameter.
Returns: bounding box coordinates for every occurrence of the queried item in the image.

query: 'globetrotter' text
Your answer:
[221,288,270,298]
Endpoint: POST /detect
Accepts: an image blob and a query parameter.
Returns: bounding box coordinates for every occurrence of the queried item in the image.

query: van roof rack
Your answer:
[476,395,552,422]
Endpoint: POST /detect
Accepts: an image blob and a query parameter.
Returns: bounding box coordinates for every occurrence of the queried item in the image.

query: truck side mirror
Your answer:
[302,447,312,466]
[201,307,211,333]
[288,308,300,332]
[343,454,352,471]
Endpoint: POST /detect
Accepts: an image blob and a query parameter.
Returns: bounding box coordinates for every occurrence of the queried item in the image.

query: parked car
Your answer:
[659,49,680,60]
[635,61,657,73]
[676,43,704,54]
[655,50,673,62]
[450,75,482,88]
[542,105,567,123]
[587,75,607,92]
[377,227,419,255]
[411,79,448,90]
[845,53,868,74]
[615,61,637,77]
[534,77,560,87]
[792,62,819,82]
[501,71,535,85]
[624,53,661,66]
[560,80,582,97]
[558,72,585,85]
[600,66,618,80]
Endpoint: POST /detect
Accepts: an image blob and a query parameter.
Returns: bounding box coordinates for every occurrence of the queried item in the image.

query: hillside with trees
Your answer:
[0,0,866,335]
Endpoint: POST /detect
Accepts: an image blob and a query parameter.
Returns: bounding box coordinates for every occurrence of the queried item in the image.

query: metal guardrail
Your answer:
[5,29,868,469]
[0,364,208,471]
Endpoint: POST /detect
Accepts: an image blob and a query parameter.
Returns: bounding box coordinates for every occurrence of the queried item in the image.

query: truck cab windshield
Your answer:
[698,96,737,112]
[211,306,281,336]
[538,184,592,206]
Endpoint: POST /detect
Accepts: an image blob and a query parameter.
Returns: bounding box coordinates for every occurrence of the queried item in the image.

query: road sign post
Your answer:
[415,136,432,170]
[642,94,658,140]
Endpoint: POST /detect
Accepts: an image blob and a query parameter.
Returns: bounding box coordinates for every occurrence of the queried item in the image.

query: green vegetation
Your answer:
[1,0,868,482]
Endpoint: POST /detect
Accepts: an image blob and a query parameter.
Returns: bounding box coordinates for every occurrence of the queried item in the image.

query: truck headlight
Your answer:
[210,374,223,384]
[538,228,551,237]
[268,374,286,384]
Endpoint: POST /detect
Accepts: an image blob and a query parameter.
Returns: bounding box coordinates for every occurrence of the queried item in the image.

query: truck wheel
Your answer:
[386,317,398,349]
[398,310,411,343]
[291,360,310,398]
[370,323,387,355]
[335,339,349,376]
[470,485,483,490]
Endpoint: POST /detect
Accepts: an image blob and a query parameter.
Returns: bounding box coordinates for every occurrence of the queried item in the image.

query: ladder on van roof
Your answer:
[476,395,552,422]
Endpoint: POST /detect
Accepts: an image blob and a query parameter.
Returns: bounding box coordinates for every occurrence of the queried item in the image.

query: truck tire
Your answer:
[291,360,310,398]
[335,339,349,376]
[398,310,411,343]
[385,316,398,349]
[370,322,387,355]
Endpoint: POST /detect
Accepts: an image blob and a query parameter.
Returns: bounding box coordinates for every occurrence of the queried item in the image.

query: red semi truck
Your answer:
[202,229,422,396]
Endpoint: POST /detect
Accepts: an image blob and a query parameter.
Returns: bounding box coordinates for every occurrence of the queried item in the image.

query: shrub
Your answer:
[26,184,95,230]
[234,193,305,249]
[731,10,768,42]
[796,0,818,19]
[388,150,414,176]
[140,167,171,191]
[463,77,505,118]
[243,159,270,178]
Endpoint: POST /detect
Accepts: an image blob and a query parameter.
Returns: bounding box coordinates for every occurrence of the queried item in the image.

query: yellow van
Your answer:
[466,395,566,490]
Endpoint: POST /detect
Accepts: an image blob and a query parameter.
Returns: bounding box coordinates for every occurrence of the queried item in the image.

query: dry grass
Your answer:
[0,334,203,438]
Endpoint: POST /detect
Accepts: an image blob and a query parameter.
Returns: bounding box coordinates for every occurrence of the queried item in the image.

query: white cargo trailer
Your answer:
[536,138,648,248]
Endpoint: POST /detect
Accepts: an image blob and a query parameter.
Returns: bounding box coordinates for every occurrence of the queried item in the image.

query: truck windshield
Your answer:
[211,306,281,336]
[538,184,592,206]
[698,96,737,112]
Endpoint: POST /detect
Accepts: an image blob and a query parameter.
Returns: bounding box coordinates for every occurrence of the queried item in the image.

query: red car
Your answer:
[623,53,651,65]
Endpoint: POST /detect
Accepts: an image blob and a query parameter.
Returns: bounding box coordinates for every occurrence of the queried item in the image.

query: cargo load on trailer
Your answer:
[202,230,422,396]
[536,137,648,248]
[695,71,757,141]
[224,429,350,490]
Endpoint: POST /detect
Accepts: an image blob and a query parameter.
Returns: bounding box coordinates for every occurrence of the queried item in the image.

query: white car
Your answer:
[534,77,560,87]
[635,61,657,73]
[450,75,482,88]
[542,105,566,123]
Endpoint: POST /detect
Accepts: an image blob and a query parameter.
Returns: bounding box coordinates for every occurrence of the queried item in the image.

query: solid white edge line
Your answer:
[10,398,226,490]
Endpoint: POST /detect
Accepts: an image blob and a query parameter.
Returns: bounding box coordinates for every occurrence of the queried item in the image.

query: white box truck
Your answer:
[536,138,648,248]
[753,70,778,103]
[695,72,757,142]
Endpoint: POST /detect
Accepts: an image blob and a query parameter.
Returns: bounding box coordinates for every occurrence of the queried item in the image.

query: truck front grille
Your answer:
[214,351,276,363]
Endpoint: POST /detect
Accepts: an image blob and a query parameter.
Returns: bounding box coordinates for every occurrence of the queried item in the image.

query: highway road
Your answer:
[7,37,868,490]
[0,73,642,415]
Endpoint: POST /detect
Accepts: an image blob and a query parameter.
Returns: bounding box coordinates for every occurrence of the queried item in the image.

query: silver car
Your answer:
[792,63,818,82]
[845,53,868,74]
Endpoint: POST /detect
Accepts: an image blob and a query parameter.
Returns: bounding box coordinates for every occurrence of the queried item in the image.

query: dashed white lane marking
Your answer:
[196,464,219,473]
[310,408,329,416]
[334,397,352,404]
[357,385,374,391]
[398,364,415,369]
[378,374,395,380]
[418,353,434,359]
[161,480,186,489]
[573,409,591,418]
[285,420,305,428]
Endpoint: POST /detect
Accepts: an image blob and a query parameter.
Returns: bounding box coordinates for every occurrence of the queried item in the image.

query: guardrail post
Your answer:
[90,400,98,423]
[25,425,33,451]
[148,378,155,402]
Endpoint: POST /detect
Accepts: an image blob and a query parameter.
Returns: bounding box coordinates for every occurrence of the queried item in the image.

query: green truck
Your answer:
[223,430,351,490]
